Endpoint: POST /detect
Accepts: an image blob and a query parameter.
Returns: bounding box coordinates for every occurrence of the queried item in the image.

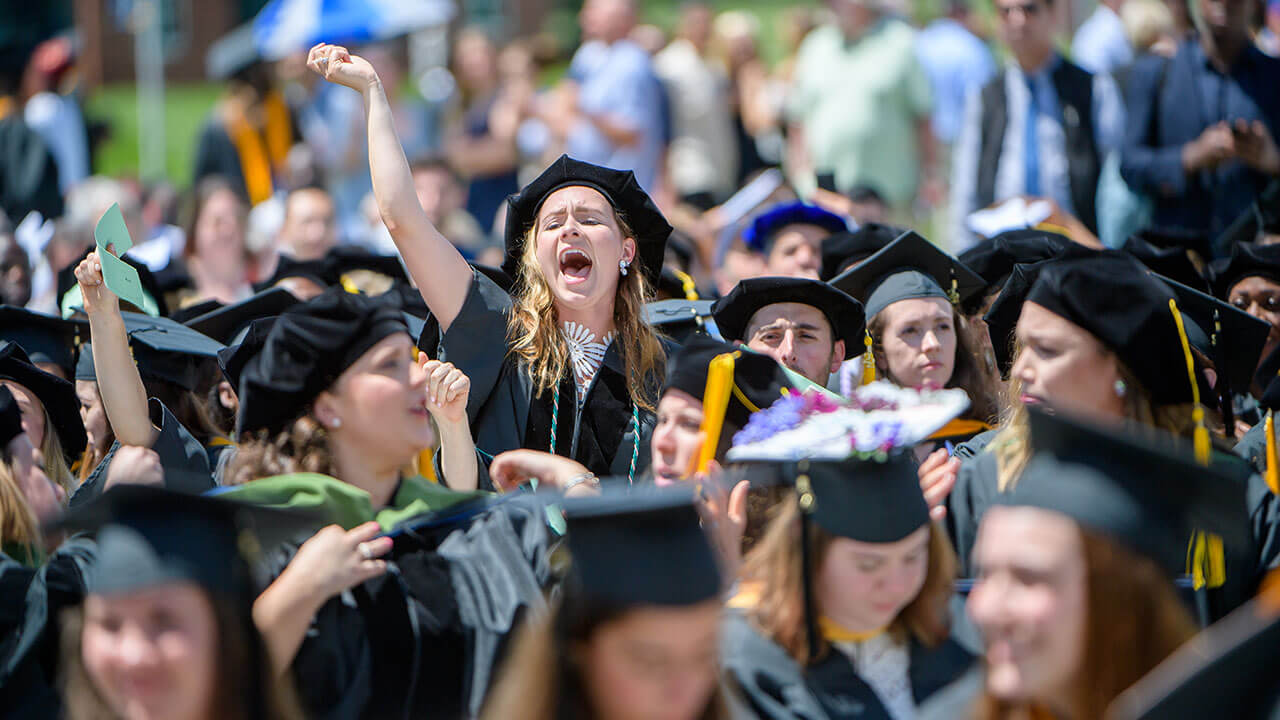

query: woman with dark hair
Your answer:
[307,43,671,486]
[176,175,252,306]
[720,389,975,719]
[483,488,729,720]
[56,486,306,720]
[921,408,1248,720]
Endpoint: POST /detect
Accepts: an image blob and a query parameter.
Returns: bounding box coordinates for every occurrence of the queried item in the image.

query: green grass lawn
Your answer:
[86,83,223,187]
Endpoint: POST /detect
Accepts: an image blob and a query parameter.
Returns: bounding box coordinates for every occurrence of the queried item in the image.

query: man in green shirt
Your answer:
[787,0,938,214]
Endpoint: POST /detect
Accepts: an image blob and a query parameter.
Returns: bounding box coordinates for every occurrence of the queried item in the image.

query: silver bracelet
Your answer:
[562,472,599,493]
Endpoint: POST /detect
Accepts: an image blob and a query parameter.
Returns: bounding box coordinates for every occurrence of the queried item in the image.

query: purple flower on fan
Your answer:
[732,392,808,445]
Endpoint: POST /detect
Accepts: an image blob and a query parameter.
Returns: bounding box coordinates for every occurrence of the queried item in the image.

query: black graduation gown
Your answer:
[0,537,96,718]
[720,611,974,720]
[1236,420,1267,474]
[946,442,1263,625]
[436,269,659,489]
[268,492,555,720]
[69,398,214,507]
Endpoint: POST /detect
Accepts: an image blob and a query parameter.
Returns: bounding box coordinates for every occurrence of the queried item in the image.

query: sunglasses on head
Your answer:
[998,1,1045,17]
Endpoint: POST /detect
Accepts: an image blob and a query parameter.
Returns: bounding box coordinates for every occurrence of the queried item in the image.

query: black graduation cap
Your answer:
[711,277,866,358]
[0,305,87,377]
[0,341,86,463]
[819,223,907,282]
[998,252,1200,404]
[237,287,409,436]
[562,486,721,607]
[957,229,1074,314]
[797,453,931,543]
[830,230,985,319]
[1209,242,1280,300]
[168,298,225,325]
[1009,406,1252,577]
[325,247,411,286]
[1107,595,1280,720]
[645,298,715,345]
[1159,274,1270,400]
[217,317,277,399]
[1129,226,1213,265]
[502,154,672,288]
[664,335,790,430]
[56,247,168,319]
[255,254,341,295]
[51,484,319,597]
[183,287,299,346]
[1123,232,1210,293]
[78,313,225,391]
[741,201,847,254]
[0,385,23,449]
[656,266,701,301]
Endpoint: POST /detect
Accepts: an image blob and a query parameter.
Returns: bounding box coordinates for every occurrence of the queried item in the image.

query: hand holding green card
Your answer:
[93,203,151,312]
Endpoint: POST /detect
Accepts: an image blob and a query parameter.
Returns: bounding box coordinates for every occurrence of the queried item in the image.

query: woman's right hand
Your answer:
[918,448,959,522]
[306,43,380,93]
[73,249,120,317]
[283,522,393,602]
[489,449,594,494]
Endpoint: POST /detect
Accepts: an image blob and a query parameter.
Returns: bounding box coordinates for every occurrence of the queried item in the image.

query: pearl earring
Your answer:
[1114,379,1127,398]
[331,418,342,429]
[619,259,629,276]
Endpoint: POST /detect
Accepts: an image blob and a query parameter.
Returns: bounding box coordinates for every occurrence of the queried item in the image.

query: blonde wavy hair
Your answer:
[0,449,42,564]
[507,214,666,413]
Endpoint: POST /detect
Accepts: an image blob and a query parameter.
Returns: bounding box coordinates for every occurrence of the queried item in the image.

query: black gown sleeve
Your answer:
[946,450,1001,577]
[436,268,517,425]
[70,399,214,507]
[719,611,827,720]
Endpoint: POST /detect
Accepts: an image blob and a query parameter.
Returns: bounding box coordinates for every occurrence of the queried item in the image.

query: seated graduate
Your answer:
[721,387,974,720]
[0,342,86,499]
[483,487,730,720]
[54,486,306,720]
[920,407,1251,720]
[308,43,671,482]
[1210,242,1280,402]
[214,287,527,719]
[955,252,1262,622]
[0,305,86,381]
[711,276,866,388]
[831,230,1000,446]
[740,200,849,280]
[0,384,92,717]
[71,250,232,502]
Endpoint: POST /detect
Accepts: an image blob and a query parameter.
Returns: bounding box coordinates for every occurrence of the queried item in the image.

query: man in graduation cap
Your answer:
[711,276,866,389]
[741,200,850,280]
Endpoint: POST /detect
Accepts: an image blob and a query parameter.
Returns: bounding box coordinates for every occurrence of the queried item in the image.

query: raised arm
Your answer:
[74,250,157,448]
[307,43,474,330]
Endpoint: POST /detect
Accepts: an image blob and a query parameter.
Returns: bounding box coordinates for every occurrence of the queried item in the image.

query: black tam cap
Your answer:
[256,254,341,295]
[0,341,86,463]
[957,229,1073,313]
[644,298,716,345]
[183,287,299,345]
[820,223,907,282]
[796,453,931,543]
[711,277,866,358]
[830,230,985,319]
[1123,232,1210,293]
[1209,242,1280,300]
[51,485,318,597]
[0,306,87,378]
[663,335,790,430]
[1107,594,1280,720]
[217,317,277,398]
[1008,407,1251,577]
[1016,252,1199,404]
[502,155,672,288]
[562,487,721,607]
[237,288,408,435]
[0,385,23,449]
[76,313,225,391]
[1159,274,1270,401]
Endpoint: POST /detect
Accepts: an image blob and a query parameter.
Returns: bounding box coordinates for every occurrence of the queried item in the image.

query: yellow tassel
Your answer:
[673,269,700,301]
[1189,531,1226,589]
[696,352,737,474]
[860,330,876,385]
[1169,299,1210,466]
[1267,411,1279,495]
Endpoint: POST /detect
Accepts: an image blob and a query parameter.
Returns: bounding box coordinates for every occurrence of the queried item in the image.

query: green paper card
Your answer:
[93,203,149,312]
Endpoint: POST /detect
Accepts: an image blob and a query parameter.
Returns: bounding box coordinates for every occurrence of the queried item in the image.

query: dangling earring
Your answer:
[1114,379,1127,398]
[619,259,629,277]
[331,417,343,429]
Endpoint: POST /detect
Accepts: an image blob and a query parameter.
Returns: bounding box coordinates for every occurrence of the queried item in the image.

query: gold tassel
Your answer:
[1189,531,1227,590]
[1168,299,1210,465]
[696,352,737,474]
[673,269,700,301]
[1267,411,1279,495]
[860,330,876,385]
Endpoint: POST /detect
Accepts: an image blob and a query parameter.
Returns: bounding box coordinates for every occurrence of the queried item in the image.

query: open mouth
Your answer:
[559,248,593,282]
